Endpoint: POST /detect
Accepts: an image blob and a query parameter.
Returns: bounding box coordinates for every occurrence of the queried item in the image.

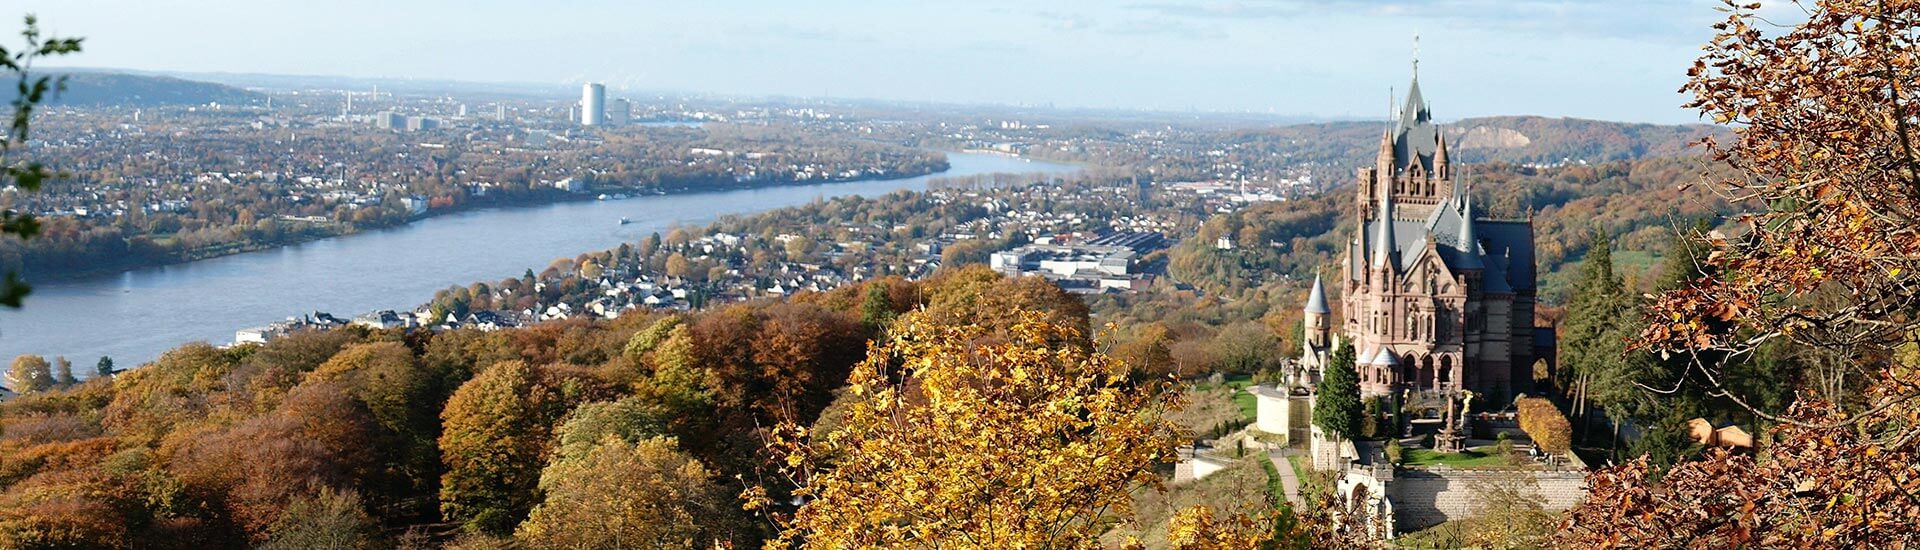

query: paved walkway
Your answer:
[1268,449,1303,507]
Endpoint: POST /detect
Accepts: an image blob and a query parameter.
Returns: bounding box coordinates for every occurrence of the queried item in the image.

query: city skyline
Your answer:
[16,1,1801,124]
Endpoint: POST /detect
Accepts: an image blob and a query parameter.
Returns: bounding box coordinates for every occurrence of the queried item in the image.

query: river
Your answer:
[0,152,1080,369]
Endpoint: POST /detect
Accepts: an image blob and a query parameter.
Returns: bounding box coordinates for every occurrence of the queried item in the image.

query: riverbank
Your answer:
[20,161,951,284]
[0,152,1081,368]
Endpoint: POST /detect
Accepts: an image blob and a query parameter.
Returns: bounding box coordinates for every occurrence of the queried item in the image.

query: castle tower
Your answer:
[1336,63,1543,404]
[1304,276,1331,350]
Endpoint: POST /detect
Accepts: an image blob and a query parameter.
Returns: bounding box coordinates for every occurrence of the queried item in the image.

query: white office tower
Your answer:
[581,82,606,126]
[608,98,631,125]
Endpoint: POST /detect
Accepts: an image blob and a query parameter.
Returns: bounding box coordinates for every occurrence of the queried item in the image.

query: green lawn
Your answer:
[1232,390,1257,422]
[1400,447,1526,468]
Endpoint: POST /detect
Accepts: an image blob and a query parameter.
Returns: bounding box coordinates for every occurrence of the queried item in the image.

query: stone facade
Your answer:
[1251,385,1313,446]
[1371,468,1588,533]
[1323,72,1549,407]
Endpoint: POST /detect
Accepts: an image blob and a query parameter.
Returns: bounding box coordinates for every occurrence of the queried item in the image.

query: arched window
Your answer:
[1440,355,1454,387]
[1421,355,1435,390]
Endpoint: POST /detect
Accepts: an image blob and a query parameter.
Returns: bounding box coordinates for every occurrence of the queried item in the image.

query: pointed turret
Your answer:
[1459,187,1476,251]
[1305,276,1331,315]
[1400,71,1428,130]
[1372,189,1398,269]
[1434,128,1450,180]
[1303,276,1332,351]
[1376,126,1396,172]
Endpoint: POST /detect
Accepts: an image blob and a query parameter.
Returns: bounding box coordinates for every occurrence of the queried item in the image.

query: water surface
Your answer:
[0,152,1079,367]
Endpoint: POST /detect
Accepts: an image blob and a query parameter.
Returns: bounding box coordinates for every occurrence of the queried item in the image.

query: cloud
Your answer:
[1119,0,1724,43]
[1102,17,1231,40]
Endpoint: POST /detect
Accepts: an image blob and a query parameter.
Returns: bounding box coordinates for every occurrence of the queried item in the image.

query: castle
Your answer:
[1299,71,1552,409]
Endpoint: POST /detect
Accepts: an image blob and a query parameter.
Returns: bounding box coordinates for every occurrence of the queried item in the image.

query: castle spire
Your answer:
[1434,126,1450,178]
[1305,276,1331,315]
[1459,184,1476,251]
[1373,189,1397,269]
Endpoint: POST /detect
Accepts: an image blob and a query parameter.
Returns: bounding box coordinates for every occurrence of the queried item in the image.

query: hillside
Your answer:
[1164,155,1739,307]
[44,71,262,107]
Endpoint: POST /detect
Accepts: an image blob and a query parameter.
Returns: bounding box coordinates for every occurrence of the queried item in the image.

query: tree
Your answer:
[1313,341,1360,440]
[51,355,74,387]
[549,397,668,464]
[6,354,51,393]
[94,356,114,378]
[1209,321,1280,375]
[1515,397,1571,456]
[515,437,742,548]
[858,280,896,331]
[258,488,377,550]
[439,361,552,535]
[1568,1,1920,543]
[664,252,690,279]
[1558,230,1643,446]
[1465,473,1556,548]
[752,310,1183,547]
[0,15,84,307]
[1115,322,1177,378]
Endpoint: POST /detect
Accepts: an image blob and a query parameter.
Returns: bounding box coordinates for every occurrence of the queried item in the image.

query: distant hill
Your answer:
[42,71,262,107]
[1446,116,1724,165]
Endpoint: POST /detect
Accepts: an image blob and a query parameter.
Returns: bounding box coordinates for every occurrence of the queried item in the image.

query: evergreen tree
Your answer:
[94,356,114,378]
[1560,230,1647,445]
[1313,341,1361,440]
[860,281,896,331]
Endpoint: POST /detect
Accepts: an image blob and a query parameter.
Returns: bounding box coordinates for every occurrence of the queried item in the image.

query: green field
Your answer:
[1400,447,1526,468]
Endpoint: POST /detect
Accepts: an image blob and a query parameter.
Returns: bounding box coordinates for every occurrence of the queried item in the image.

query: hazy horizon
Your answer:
[13,1,1806,125]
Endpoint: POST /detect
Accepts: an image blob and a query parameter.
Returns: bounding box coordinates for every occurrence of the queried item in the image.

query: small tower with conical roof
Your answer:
[1304,276,1332,350]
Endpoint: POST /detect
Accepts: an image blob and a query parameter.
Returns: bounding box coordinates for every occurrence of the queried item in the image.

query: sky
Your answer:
[13,1,1807,124]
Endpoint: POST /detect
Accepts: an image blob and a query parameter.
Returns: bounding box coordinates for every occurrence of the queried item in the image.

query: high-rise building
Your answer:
[404,116,438,131]
[496,104,508,121]
[374,111,403,130]
[607,98,631,125]
[581,82,605,126]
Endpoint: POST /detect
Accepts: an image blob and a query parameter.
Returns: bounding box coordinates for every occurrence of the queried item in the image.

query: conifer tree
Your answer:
[1560,230,1644,445]
[1313,340,1361,440]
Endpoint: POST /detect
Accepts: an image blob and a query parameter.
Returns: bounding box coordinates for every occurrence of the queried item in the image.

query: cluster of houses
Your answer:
[233,309,527,346]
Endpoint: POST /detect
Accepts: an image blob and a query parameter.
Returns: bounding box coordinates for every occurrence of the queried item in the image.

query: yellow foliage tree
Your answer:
[752,309,1183,548]
[516,437,741,548]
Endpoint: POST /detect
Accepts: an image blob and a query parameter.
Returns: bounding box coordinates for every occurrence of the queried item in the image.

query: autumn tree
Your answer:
[6,354,52,393]
[52,356,74,387]
[753,310,1183,547]
[1465,472,1556,548]
[1563,1,1920,545]
[1313,341,1360,440]
[438,361,555,535]
[516,437,743,548]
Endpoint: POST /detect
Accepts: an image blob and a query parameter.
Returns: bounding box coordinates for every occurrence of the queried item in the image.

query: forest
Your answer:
[0,266,1113,548]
